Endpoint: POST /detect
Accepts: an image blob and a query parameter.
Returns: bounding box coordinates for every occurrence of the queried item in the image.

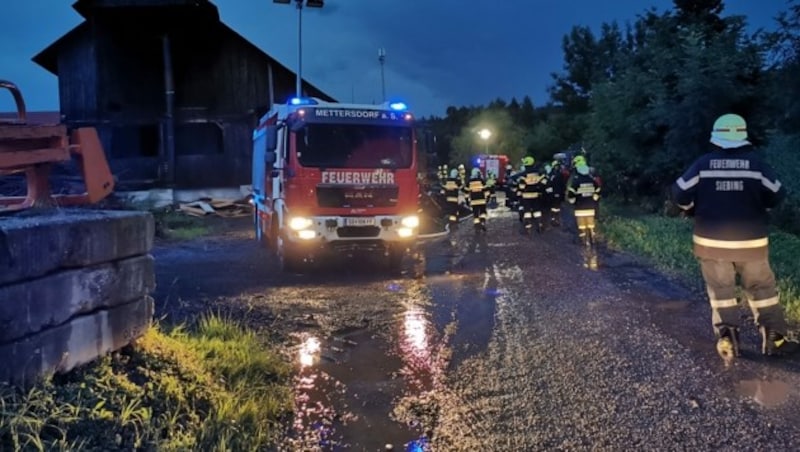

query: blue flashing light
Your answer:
[389,101,408,111]
[289,97,318,106]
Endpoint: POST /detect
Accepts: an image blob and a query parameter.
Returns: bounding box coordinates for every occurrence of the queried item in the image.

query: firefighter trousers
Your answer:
[549,195,563,222]
[445,201,459,224]
[574,208,596,236]
[472,204,487,228]
[699,258,789,337]
[522,197,543,229]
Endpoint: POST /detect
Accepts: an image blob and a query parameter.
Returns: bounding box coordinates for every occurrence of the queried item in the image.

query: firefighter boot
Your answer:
[715,327,740,365]
[760,326,800,356]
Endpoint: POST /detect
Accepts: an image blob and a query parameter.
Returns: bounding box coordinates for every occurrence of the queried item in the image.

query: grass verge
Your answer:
[599,202,800,323]
[0,313,292,451]
[152,208,210,240]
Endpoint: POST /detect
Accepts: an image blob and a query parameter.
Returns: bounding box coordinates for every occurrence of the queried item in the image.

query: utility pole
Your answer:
[378,47,386,102]
[273,0,324,98]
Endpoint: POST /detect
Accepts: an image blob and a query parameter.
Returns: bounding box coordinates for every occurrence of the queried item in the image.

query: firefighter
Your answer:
[566,156,600,245]
[457,164,466,187]
[671,113,798,361]
[485,171,497,208]
[513,161,527,222]
[503,163,518,209]
[442,168,461,233]
[466,167,488,232]
[518,156,546,234]
[547,159,567,227]
[437,165,447,186]
[503,163,514,200]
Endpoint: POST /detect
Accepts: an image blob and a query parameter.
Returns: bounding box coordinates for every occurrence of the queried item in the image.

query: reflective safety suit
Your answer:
[547,163,567,226]
[466,173,488,231]
[442,173,461,228]
[566,168,600,242]
[671,144,790,346]
[518,166,546,231]
[485,172,497,206]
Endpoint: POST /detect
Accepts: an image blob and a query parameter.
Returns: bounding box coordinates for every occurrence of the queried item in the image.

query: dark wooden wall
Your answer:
[57,26,98,122]
[40,4,335,190]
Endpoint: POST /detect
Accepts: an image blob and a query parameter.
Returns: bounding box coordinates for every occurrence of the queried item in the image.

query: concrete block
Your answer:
[0,255,155,343]
[0,296,154,386]
[0,209,154,285]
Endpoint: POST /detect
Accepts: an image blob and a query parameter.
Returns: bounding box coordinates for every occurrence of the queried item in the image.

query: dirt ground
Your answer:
[150,209,800,451]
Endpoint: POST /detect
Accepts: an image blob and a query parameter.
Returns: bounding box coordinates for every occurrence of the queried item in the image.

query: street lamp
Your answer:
[273,0,324,98]
[478,128,491,153]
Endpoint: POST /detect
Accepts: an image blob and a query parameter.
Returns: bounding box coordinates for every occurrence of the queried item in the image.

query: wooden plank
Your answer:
[197,201,215,214]
[209,199,235,209]
[178,204,207,216]
[0,148,71,168]
[0,125,66,140]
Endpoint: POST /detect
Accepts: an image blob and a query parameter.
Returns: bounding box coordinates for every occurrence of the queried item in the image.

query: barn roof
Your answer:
[32,0,335,102]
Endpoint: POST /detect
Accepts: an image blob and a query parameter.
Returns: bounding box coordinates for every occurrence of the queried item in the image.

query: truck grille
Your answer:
[317,185,398,208]
[337,226,381,238]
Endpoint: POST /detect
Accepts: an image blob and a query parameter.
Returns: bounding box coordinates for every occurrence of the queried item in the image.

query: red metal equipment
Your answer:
[0,80,114,212]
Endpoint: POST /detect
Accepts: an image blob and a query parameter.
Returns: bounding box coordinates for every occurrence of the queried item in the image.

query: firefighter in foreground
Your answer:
[518,156,546,234]
[671,113,798,362]
[566,155,601,246]
[466,167,488,232]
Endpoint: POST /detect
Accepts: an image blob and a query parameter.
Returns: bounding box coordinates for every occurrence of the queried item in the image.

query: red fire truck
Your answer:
[252,97,422,272]
[474,154,511,185]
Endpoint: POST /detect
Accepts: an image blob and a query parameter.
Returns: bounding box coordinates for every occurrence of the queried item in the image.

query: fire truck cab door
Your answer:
[253,124,279,213]
[485,157,500,178]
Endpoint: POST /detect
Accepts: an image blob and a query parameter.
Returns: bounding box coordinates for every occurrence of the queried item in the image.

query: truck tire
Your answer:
[254,210,264,244]
[277,237,303,274]
[387,247,405,275]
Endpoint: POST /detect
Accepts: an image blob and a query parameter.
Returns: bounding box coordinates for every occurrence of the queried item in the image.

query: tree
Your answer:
[449,109,528,167]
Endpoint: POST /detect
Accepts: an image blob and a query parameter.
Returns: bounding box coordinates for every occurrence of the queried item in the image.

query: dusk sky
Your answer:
[0,0,790,117]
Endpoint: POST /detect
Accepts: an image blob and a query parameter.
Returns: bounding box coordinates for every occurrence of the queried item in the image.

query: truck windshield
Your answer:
[295,123,413,169]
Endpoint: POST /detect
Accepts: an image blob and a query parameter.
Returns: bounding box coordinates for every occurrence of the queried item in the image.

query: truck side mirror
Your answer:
[265,150,277,167]
[265,125,278,151]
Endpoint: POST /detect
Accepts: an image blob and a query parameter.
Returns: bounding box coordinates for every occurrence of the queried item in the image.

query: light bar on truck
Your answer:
[289,97,318,106]
[389,101,408,111]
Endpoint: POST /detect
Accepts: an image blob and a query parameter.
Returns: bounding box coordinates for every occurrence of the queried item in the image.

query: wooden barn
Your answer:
[33,0,335,190]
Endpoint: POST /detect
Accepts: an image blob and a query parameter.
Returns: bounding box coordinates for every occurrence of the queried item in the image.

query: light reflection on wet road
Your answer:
[153,207,800,451]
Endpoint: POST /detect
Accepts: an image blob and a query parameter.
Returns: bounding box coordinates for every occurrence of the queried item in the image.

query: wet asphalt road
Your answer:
[151,206,800,451]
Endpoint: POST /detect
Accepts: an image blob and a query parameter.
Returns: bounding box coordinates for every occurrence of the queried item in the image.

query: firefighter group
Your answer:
[436,153,602,246]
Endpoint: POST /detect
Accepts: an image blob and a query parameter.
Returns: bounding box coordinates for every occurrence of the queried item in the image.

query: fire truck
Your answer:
[251,97,423,272]
[474,154,510,185]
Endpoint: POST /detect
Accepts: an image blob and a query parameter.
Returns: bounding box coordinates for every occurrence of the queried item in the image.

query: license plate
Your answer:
[345,217,375,226]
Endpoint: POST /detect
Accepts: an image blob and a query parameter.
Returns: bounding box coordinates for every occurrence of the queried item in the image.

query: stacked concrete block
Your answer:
[0,209,156,386]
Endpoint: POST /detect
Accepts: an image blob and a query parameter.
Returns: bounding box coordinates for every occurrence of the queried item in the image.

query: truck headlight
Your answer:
[289,217,313,231]
[398,227,414,238]
[401,215,419,228]
[297,230,316,240]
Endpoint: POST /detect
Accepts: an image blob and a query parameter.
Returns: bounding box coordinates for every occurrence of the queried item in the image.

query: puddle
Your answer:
[287,309,442,450]
[735,379,791,407]
[430,267,499,368]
